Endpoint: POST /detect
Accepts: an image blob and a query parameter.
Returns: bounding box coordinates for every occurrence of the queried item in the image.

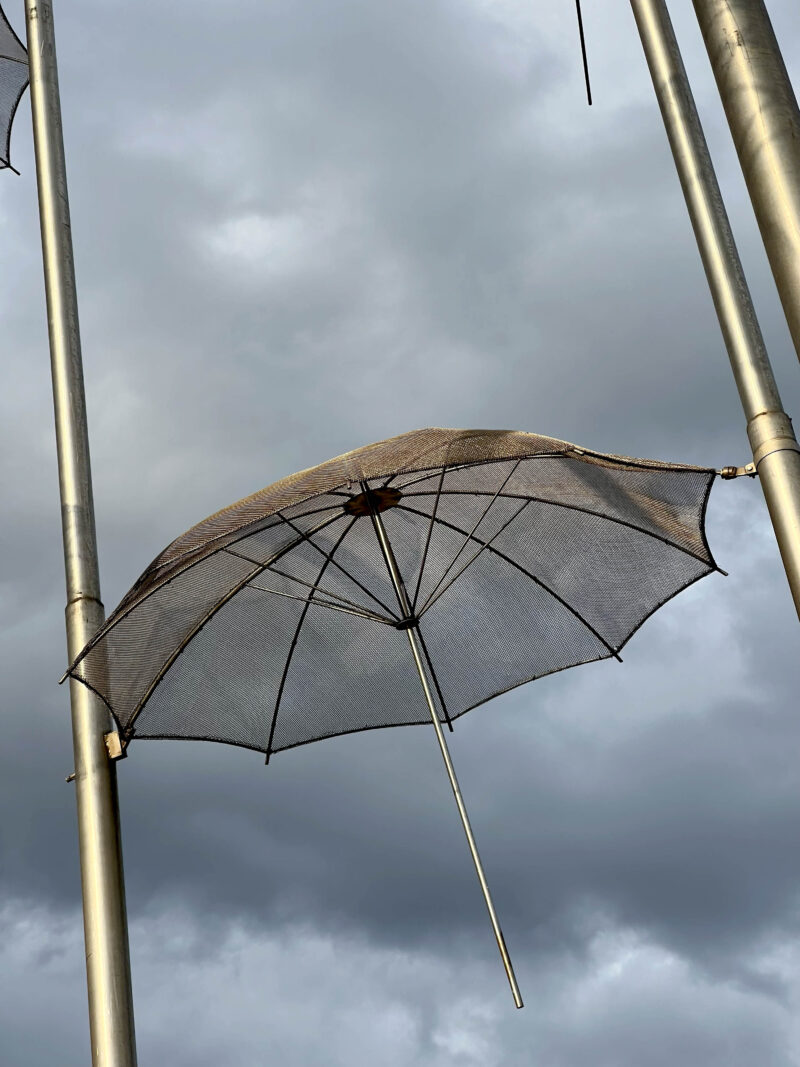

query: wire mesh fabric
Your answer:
[0,4,27,171]
[67,428,719,758]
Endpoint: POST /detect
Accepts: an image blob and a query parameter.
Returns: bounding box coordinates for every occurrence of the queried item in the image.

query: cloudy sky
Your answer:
[2,0,800,1063]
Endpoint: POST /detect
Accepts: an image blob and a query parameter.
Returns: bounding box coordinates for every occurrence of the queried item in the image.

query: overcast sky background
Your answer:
[2,0,800,1063]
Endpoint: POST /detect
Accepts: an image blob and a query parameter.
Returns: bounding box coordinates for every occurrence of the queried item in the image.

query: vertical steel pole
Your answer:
[693,0,800,365]
[368,496,524,1009]
[24,1,137,1063]
[630,0,800,618]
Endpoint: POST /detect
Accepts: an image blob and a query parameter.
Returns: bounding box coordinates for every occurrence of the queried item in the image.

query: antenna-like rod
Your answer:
[575,0,593,105]
[24,1,137,1063]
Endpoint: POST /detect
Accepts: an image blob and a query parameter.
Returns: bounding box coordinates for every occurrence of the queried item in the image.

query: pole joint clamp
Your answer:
[751,439,800,469]
[746,412,800,471]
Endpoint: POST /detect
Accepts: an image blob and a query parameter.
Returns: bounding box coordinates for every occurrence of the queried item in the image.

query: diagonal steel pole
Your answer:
[367,493,523,1008]
[24,0,137,1063]
[630,0,800,619]
[693,0,800,366]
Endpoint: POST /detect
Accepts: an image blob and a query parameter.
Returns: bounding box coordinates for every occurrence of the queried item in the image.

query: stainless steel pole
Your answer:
[24,1,137,1063]
[693,0,800,365]
[630,0,800,618]
[368,496,524,1009]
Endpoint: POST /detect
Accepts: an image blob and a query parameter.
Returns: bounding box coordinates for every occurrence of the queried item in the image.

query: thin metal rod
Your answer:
[419,499,530,616]
[414,625,454,732]
[275,511,400,620]
[23,1,137,1063]
[421,460,521,612]
[575,0,593,105]
[693,0,800,365]
[397,502,622,661]
[411,465,446,610]
[224,546,393,621]
[401,488,716,568]
[247,581,393,624]
[126,513,345,734]
[630,0,800,619]
[368,498,524,1009]
[266,516,360,763]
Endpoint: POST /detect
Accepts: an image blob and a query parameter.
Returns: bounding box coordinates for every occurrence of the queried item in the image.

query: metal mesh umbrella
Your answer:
[0,4,27,173]
[67,427,720,1004]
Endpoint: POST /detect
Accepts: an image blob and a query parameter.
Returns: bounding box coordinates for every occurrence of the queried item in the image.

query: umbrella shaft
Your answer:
[368,497,522,1007]
[404,624,524,1009]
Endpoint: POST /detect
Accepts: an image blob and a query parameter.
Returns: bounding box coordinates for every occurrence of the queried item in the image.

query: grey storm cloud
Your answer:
[2,0,800,1064]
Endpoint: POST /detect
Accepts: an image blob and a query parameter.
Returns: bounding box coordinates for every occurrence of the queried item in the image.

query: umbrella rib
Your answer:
[64,501,350,677]
[246,581,393,625]
[418,499,532,616]
[398,503,622,661]
[411,465,447,611]
[265,516,359,762]
[391,452,569,494]
[224,546,388,619]
[421,460,523,611]
[403,489,714,569]
[414,621,454,732]
[275,512,401,621]
[270,500,349,521]
[123,512,345,735]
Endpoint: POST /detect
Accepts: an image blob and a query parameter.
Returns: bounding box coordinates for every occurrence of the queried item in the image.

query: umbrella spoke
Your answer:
[418,499,531,616]
[414,621,454,731]
[125,512,346,732]
[266,516,360,762]
[275,499,349,522]
[402,488,717,569]
[246,581,394,625]
[275,511,402,621]
[392,466,461,492]
[394,452,567,494]
[224,546,390,620]
[399,503,622,661]
[411,465,447,611]
[420,460,522,611]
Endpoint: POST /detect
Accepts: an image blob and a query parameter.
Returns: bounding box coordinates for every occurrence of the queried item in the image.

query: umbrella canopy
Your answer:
[67,427,720,1005]
[0,4,27,173]
[68,427,718,755]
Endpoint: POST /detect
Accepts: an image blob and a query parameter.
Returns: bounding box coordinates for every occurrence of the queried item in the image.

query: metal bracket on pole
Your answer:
[719,463,757,479]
